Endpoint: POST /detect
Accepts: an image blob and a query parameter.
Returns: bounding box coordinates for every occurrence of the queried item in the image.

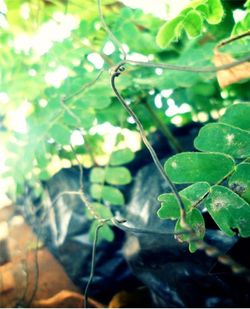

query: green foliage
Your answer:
[1,0,249,248]
[89,147,133,207]
[158,103,250,250]
[164,152,235,184]
[156,0,224,48]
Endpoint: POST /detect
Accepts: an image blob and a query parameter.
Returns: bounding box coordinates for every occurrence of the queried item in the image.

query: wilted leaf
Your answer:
[213,50,250,88]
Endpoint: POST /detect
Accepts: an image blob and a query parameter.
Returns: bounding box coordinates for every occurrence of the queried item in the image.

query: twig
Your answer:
[111,64,187,225]
[123,55,250,73]
[216,30,250,49]
[97,0,127,60]
[84,222,105,308]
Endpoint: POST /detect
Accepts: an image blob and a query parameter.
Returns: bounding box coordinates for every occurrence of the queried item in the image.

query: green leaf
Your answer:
[110,148,135,166]
[156,16,184,48]
[49,124,71,145]
[105,167,132,185]
[157,195,191,219]
[157,182,210,220]
[87,202,113,219]
[228,163,250,204]
[90,184,103,199]
[180,182,210,203]
[196,4,209,18]
[207,0,224,24]
[183,10,203,38]
[63,107,95,129]
[89,221,114,243]
[35,142,49,168]
[102,186,124,205]
[90,167,105,183]
[175,208,205,252]
[90,184,124,205]
[220,103,250,132]
[205,185,250,237]
[194,123,250,158]
[164,152,235,184]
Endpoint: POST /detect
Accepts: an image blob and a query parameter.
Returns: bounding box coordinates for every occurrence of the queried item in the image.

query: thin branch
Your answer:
[216,30,250,49]
[123,55,250,73]
[111,65,187,225]
[63,70,104,103]
[84,222,105,308]
[97,0,127,60]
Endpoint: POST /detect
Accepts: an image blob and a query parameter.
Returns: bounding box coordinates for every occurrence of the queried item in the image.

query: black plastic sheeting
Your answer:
[15,125,250,307]
[16,167,140,303]
[123,162,250,307]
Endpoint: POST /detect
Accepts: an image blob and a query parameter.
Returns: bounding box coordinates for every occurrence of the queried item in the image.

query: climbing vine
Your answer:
[1,1,250,304]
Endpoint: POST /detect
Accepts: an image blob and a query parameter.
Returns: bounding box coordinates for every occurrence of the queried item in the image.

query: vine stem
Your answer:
[111,64,187,225]
[83,222,106,308]
[97,0,127,60]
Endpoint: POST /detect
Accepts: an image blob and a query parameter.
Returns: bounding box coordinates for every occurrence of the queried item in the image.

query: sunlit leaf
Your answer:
[90,167,105,183]
[156,16,184,48]
[183,10,203,38]
[207,0,224,24]
[105,167,132,185]
[110,148,135,166]
[49,124,71,145]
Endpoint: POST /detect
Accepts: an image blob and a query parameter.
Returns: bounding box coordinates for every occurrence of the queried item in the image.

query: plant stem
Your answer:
[144,100,183,153]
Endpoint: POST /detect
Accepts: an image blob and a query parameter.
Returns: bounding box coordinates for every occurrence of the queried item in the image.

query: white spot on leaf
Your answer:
[171,161,177,169]
[225,134,234,145]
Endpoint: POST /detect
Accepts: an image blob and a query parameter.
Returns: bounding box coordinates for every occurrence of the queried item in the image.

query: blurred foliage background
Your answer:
[0,0,249,206]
